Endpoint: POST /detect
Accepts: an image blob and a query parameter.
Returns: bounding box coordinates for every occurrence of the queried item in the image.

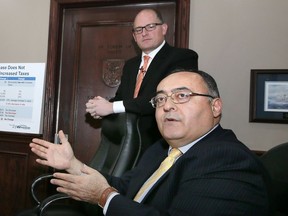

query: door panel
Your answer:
[57,3,176,163]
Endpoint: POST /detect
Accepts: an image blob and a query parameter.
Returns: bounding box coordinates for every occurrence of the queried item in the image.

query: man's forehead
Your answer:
[160,72,197,84]
[156,87,190,94]
[134,11,157,25]
[157,72,202,91]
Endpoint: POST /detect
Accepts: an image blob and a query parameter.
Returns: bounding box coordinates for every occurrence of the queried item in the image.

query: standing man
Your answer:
[30,69,270,215]
[86,9,198,150]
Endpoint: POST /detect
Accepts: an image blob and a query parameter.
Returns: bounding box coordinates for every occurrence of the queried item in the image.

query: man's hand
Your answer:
[86,96,114,118]
[30,130,84,174]
[51,165,110,204]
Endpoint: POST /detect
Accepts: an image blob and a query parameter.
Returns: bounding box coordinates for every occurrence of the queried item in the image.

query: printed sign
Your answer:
[0,63,45,134]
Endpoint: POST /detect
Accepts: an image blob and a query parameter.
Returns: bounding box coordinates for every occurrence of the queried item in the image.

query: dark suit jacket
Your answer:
[112,43,198,150]
[105,125,270,216]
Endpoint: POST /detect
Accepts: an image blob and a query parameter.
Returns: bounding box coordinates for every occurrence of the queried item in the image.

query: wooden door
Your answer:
[45,0,191,164]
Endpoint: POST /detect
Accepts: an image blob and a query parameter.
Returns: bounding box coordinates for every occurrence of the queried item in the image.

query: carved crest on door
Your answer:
[102,59,125,87]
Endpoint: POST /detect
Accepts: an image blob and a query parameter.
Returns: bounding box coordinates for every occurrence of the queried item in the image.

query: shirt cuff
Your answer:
[103,192,120,214]
[113,101,125,113]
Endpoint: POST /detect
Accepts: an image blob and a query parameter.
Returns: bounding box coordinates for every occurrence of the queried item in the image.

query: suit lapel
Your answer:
[130,157,163,197]
[128,56,142,96]
[129,126,224,202]
[140,151,188,204]
[137,43,171,95]
[128,147,167,199]
[140,165,173,203]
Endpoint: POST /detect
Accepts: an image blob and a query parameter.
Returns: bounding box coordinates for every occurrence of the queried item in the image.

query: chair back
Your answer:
[90,112,142,177]
[83,113,142,215]
[260,142,288,215]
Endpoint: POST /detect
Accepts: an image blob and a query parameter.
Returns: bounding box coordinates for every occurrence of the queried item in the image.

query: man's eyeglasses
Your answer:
[132,23,163,34]
[150,90,216,108]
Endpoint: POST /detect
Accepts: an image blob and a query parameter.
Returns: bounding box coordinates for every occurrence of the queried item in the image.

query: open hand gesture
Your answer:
[30,130,74,171]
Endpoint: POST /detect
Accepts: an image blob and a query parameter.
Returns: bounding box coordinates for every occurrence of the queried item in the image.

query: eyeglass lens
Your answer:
[133,23,162,34]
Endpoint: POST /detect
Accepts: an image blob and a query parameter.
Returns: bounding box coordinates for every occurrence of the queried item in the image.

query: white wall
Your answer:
[0,0,287,151]
[0,0,50,62]
[189,0,288,150]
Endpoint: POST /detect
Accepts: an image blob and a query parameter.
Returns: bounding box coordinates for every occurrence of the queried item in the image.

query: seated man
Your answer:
[30,69,270,215]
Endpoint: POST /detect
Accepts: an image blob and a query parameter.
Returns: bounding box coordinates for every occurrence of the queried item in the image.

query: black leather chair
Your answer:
[260,142,288,216]
[17,113,142,216]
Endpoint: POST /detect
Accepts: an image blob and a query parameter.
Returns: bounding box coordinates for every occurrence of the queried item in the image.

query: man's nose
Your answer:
[141,28,149,36]
[162,97,176,111]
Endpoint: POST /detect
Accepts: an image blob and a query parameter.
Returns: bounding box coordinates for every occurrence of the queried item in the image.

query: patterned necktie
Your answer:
[133,148,182,202]
[133,55,150,98]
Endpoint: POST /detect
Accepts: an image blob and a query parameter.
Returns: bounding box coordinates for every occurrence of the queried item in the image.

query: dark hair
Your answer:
[166,68,220,98]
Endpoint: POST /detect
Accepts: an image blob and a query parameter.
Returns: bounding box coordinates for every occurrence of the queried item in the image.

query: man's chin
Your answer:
[162,132,182,142]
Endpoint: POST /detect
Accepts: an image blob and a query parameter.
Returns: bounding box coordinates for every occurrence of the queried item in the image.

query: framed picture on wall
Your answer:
[249,69,288,123]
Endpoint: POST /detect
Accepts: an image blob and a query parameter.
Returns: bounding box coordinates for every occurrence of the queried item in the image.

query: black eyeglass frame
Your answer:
[132,23,163,34]
[150,91,216,108]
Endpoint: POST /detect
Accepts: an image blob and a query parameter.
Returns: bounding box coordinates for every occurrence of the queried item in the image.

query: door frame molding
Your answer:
[44,0,191,140]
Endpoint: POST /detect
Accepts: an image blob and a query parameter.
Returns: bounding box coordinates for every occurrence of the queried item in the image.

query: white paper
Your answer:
[0,63,46,134]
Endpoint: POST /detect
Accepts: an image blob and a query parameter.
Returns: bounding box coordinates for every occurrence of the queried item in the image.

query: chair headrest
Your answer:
[101,113,138,144]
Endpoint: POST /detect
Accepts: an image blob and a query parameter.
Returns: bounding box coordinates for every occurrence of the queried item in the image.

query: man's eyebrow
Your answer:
[155,90,166,95]
[171,87,190,92]
[155,87,190,95]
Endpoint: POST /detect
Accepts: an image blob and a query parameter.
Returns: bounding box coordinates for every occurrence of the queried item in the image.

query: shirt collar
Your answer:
[169,124,220,155]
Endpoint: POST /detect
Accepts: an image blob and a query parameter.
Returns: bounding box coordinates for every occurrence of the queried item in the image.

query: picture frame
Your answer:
[249,69,288,123]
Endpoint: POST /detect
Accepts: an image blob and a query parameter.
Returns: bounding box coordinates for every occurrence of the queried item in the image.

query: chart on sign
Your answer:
[0,63,45,134]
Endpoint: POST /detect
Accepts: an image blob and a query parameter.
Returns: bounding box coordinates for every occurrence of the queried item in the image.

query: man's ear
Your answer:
[132,33,137,42]
[211,98,222,118]
[161,23,168,35]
